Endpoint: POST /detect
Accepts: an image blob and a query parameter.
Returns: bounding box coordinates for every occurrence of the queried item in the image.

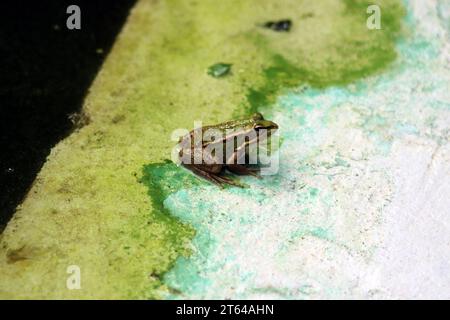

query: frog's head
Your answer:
[251,112,279,132]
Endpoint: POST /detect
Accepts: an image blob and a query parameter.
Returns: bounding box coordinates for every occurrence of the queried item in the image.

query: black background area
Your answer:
[0,0,137,229]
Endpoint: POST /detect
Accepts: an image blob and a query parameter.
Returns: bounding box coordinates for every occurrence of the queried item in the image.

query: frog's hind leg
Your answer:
[227,164,261,178]
[188,165,223,186]
[212,173,243,187]
[226,145,260,178]
[188,165,242,188]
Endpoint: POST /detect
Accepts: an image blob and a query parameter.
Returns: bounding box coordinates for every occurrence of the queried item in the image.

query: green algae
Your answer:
[309,187,319,197]
[245,0,405,113]
[246,54,309,113]
[0,0,406,299]
[140,161,206,220]
[159,0,450,298]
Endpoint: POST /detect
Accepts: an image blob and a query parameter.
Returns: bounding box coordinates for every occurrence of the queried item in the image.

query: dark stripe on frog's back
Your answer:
[201,126,258,149]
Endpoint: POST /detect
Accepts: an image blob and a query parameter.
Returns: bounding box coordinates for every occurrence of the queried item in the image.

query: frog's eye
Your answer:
[252,112,264,121]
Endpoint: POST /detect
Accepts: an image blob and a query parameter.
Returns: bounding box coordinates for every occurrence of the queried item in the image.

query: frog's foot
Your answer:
[189,165,242,188]
[227,164,261,179]
[213,174,244,188]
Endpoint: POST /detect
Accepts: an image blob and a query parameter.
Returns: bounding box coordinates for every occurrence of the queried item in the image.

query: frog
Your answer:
[178,112,278,187]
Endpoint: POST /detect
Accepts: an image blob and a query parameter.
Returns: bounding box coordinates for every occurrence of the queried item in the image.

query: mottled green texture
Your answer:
[0,0,404,299]
[140,161,206,219]
[160,11,450,296]
[245,0,405,113]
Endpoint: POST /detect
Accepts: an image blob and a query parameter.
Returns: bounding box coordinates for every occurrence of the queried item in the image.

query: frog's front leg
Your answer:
[225,147,260,178]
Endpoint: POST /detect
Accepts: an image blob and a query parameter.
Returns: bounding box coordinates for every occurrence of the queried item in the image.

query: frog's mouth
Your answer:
[254,120,279,131]
[254,121,278,141]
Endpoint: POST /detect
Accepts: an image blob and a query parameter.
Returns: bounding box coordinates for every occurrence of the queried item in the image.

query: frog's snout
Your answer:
[269,121,279,130]
[254,120,279,131]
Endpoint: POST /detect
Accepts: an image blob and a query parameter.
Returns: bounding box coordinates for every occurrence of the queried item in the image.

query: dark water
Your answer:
[0,0,136,229]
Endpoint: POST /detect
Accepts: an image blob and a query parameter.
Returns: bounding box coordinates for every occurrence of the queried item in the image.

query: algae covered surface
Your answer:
[0,0,408,299]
